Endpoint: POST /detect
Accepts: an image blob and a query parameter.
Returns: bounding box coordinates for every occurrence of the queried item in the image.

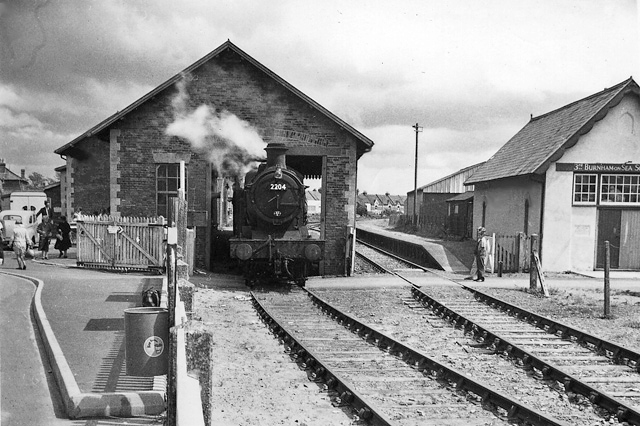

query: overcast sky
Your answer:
[1,0,638,195]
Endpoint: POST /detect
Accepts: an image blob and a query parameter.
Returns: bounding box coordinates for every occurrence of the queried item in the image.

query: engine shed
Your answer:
[54,40,373,276]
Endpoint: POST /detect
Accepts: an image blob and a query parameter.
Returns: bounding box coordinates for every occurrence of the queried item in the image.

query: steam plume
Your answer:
[166,76,266,176]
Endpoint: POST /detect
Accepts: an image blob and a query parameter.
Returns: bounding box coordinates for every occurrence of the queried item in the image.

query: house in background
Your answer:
[306,189,321,216]
[466,77,640,272]
[357,192,405,216]
[406,162,484,236]
[385,194,406,213]
[357,192,381,214]
[0,159,29,210]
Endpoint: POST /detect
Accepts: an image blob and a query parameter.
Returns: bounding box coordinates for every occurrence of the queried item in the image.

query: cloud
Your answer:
[0,0,637,193]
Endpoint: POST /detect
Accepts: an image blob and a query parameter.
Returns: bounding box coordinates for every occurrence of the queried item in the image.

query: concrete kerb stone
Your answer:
[0,271,166,419]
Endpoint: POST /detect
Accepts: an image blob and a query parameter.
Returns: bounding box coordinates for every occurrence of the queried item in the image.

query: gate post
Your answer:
[529,234,539,291]
[166,225,178,425]
[604,241,612,318]
[516,232,525,273]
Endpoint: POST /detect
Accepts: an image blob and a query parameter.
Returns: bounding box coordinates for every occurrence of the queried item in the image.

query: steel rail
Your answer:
[354,250,393,274]
[250,292,396,426]
[354,236,640,424]
[300,288,570,426]
[356,238,429,272]
[410,285,640,425]
[465,284,640,371]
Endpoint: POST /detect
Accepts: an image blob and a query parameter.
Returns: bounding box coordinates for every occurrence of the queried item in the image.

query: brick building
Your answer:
[0,159,29,209]
[54,41,373,273]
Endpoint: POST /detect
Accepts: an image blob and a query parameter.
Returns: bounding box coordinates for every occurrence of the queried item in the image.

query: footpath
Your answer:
[0,248,166,422]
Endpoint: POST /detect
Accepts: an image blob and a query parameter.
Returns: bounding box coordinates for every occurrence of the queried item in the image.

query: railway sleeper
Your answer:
[410,285,640,425]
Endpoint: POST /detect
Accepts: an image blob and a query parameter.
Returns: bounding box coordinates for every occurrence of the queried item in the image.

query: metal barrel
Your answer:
[124,307,169,377]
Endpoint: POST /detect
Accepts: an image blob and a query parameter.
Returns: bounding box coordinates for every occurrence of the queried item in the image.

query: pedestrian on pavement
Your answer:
[72,207,82,222]
[36,200,53,220]
[474,226,487,282]
[37,216,54,260]
[0,220,4,266]
[55,216,72,258]
[9,218,29,270]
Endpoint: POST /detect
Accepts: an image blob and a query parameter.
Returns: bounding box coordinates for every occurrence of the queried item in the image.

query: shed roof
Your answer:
[306,189,321,201]
[55,40,373,158]
[466,77,640,185]
[446,191,474,202]
[419,162,485,191]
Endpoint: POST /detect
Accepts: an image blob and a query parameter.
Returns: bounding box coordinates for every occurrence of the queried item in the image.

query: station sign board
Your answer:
[556,163,640,173]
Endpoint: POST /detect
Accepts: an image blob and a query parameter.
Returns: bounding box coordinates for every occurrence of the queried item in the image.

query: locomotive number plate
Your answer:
[270,183,287,190]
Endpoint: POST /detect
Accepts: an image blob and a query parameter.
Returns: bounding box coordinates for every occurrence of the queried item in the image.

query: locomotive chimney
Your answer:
[265,143,288,168]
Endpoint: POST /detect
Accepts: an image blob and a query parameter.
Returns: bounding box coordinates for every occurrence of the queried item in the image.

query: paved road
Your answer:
[1,254,166,426]
[1,273,69,426]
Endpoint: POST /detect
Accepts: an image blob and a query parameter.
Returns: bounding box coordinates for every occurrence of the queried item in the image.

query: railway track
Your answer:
[355,240,425,275]
[413,284,640,424]
[252,287,573,426]
[350,238,640,425]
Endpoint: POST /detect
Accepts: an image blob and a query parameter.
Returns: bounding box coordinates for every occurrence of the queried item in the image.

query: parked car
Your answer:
[1,210,39,249]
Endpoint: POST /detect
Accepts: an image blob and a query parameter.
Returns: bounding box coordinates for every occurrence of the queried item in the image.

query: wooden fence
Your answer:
[76,215,166,272]
[490,232,533,273]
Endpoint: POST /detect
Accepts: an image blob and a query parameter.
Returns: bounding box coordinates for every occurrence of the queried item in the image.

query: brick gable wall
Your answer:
[70,47,359,274]
[70,137,111,215]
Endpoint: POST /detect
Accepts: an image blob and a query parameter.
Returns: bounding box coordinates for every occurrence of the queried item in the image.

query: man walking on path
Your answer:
[9,218,29,270]
[36,200,53,220]
[474,226,487,282]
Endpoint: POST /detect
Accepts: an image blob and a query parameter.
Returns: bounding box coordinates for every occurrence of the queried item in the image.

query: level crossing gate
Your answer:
[75,215,166,272]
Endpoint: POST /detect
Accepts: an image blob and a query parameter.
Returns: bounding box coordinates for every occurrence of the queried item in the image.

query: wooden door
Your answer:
[596,209,621,269]
[619,210,640,269]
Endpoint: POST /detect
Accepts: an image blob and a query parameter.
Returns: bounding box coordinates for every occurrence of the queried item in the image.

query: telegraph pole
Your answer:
[412,123,423,225]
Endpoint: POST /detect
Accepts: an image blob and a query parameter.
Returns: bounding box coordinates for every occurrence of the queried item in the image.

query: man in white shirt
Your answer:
[9,218,29,270]
[0,220,4,265]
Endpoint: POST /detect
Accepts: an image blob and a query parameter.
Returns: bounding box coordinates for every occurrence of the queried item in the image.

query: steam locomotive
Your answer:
[230,143,324,286]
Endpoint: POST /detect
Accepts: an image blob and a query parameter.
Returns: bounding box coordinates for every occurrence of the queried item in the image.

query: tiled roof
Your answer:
[0,168,27,183]
[466,78,640,184]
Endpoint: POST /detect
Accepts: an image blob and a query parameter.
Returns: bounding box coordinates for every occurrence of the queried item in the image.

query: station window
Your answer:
[156,164,187,217]
[600,174,640,204]
[573,174,597,205]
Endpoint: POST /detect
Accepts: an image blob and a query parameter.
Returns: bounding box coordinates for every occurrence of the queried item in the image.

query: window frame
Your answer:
[599,173,640,206]
[156,163,187,218]
[572,173,598,206]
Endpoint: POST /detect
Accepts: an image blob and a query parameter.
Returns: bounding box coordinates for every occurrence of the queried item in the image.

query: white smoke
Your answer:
[166,76,266,176]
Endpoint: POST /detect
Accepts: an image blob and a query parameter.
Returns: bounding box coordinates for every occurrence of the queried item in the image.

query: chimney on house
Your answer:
[21,169,25,179]
[0,159,5,175]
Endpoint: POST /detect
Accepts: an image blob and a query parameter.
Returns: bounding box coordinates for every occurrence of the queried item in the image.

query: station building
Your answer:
[466,77,640,272]
[54,40,373,273]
